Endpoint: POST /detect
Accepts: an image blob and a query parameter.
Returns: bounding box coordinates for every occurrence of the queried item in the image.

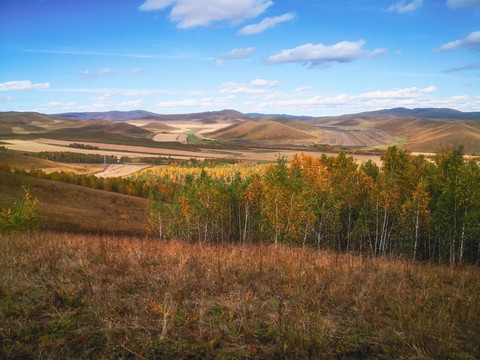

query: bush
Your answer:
[0,186,39,233]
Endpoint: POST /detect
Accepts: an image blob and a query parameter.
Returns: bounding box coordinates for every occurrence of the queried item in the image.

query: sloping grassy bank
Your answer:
[1,232,479,359]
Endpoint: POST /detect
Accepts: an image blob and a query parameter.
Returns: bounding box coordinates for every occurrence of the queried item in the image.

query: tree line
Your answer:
[148,146,480,265]
[2,145,479,264]
[37,151,119,164]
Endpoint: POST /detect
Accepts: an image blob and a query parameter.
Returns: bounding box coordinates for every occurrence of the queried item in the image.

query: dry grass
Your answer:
[1,232,479,359]
[211,120,317,142]
[0,171,148,235]
[0,149,103,174]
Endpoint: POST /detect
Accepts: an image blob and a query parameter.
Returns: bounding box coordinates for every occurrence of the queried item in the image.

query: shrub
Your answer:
[0,186,39,233]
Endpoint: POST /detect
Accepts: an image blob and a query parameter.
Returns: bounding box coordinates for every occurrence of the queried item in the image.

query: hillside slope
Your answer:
[0,171,147,234]
[313,114,480,153]
[210,120,317,142]
[0,112,80,134]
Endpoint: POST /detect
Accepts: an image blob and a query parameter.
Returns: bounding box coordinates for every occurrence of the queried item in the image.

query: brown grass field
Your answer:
[0,171,147,234]
[0,148,104,174]
[1,232,479,359]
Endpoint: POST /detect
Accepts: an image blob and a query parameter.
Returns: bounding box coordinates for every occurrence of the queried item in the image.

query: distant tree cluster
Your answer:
[139,156,172,165]
[147,146,480,265]
[68,143,99,150]
[37,151,119,164]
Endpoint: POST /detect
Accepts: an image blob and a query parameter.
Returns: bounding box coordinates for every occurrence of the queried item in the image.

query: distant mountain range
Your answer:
[54,110,158,121]
[361,107,480,121]
[52,107,480,122]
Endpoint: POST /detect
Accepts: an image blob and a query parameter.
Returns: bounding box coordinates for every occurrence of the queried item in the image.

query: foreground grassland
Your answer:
[1,232,479,359]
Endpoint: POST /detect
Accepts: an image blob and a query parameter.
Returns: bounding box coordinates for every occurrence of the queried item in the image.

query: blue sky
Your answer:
[0,0,479,116]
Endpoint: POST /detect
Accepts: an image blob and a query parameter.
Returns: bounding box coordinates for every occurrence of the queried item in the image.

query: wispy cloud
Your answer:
[139,0,273,28]
[0,80,50,91]
[219,82,267,95]
[156,96,234,109]
[217,47,255,66]
[23,48,213,60]
[77,68,141,80]
[238,12,295,35]
[294,86,315,92]
[444,62,480,72]
[447,0,480,8]
[250,79,282,87]
[388,0,423,13]
[435,30,480,52]
[267,40,388,69]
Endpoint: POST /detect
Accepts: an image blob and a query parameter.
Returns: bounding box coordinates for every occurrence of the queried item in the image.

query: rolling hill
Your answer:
[141,122,178,132]
[0,112,80,134]
[209,120,317,142]
[3,107,480,153]
[48,119,152,137]
[362,107,480,120]
[312,113,480,153]
[0,170,147,234]
[140,109,252,123]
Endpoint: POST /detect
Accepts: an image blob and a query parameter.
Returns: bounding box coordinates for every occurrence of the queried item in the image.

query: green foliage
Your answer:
[37,151,120,164]
[68,142,99,150]
[0,186,39,233]
[146,146,480,264]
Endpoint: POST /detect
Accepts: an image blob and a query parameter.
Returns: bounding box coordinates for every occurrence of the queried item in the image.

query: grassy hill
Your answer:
[0,149,103,173]
[141,122,178,132]
[210,120,317,142]
[47,119,152,137]
[141,109,252,123]
[0,171,147,234]
[313,114,480,153]
[0,112,80,134]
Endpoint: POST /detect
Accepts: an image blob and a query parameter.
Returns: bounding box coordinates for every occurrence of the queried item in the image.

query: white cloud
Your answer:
[220,82,267,94]
[267,40,388,68]
[436,31,480,52]
[238,12,295,35]
[255,86,448,114]
[420,86,438,93]
[447,0,480,8]
[357,87,425,100]
[0,80,50,91]
[217,47,255,66]
[388,0,423,13]
[139,0,273,29]
[294,86,315,92]
[250,79,281,87]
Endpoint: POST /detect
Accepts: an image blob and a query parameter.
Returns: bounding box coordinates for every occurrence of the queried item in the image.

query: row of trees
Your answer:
[148,147,480,265]
[37,151,119,164]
